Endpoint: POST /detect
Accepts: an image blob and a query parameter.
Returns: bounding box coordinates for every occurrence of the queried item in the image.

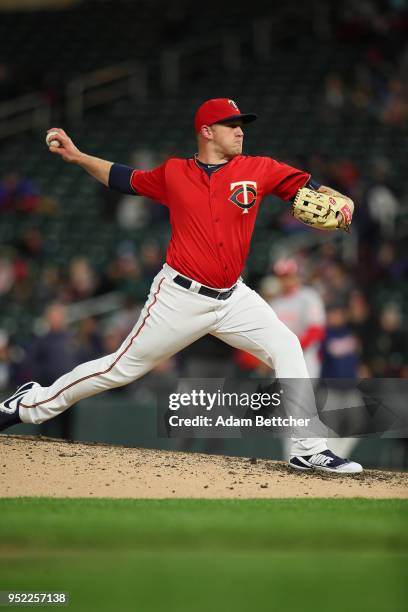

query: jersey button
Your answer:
[224,265,228,270]
[214,218,219,223]
[219,242,223,247]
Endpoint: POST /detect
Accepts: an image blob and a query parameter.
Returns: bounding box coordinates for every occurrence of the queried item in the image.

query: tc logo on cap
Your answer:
[194,98,257,132]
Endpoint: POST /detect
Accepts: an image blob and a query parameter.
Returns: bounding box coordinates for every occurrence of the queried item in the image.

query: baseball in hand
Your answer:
[46,131,61,148]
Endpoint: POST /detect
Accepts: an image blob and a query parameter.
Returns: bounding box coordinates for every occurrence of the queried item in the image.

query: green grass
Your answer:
[0,499,406,611]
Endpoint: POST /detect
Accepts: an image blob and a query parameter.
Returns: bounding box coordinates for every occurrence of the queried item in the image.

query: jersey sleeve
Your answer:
[261,157,310,201]
[130,161,168,205]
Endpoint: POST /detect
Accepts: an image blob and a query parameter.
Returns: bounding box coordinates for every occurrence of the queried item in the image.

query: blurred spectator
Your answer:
[110,242,147,302]
[140,240,163,284]
[373,241,407,284]
[25,302,78,437]
[0,329,27,391]
[364,158,400,239]
[11,258,31,305]
[0,254,14,296]
[348,290,373,367]
[350,64,375,115]
[26,302,77,386]
[107,296,142,343]
[117,193,148,229]
[65,257,99,302]
[368,303,408,377]
[319,262,355,307]
[35,266,64,307]
[0,172,40,213]
[325,73,346,110]
[381,77,408,126]
[74,317,104,364]
[0,330,11,390]
[102,324,125,358]
[319,302,363,458]
[328,158,360,199]
[322,73,347,121]
[321,303,359,380]
[235,258,326,378]
[322,4,408,127]
[268,258,326,378]
[15,227,45,263]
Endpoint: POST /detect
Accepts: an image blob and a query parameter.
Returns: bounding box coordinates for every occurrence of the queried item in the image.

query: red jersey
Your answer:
[131,155,310,288]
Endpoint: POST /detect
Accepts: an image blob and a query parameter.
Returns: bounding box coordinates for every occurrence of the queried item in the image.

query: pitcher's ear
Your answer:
[200,125,213,139]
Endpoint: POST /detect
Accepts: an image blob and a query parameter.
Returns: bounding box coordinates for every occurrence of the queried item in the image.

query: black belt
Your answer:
[173,275,236,300]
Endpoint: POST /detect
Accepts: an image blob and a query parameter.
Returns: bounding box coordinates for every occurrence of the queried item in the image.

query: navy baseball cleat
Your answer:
[0,382,39,432]
[289,449,363,474]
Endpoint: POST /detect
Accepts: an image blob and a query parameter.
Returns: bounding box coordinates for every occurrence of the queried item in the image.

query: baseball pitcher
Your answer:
[0,98,362,473]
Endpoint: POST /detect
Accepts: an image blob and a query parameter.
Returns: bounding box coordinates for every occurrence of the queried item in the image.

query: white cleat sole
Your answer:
[288,463,312,472]
[289,461,363,474]
[314,462,363,474]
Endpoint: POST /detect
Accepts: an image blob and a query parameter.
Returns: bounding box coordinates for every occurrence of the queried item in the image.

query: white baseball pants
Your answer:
[19,264,328,456]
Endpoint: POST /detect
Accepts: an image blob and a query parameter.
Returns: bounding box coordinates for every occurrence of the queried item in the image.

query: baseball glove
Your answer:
[291,187,353,232]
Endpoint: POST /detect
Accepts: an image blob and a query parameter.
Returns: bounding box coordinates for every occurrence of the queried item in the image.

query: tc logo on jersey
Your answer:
[229,181,257,214]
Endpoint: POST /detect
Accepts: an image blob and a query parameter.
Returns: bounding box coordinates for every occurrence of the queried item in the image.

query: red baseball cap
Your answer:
[194,98,257,133]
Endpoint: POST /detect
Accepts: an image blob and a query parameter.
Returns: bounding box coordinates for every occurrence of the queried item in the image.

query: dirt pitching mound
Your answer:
[1,435,407,498]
